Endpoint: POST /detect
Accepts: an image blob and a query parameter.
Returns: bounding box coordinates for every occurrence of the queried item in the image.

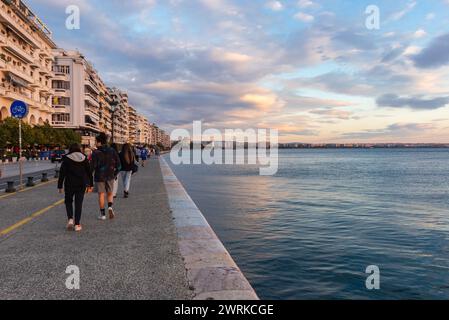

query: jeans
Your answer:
[113,177,119,197]
[121,171,132,192]
[65,189,85,225]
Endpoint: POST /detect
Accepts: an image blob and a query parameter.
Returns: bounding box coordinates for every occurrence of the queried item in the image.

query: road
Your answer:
[0,161,59,191]
[0,158,192,300]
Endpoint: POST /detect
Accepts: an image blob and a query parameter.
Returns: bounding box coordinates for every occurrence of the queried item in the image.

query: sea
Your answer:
[166,148,449,299]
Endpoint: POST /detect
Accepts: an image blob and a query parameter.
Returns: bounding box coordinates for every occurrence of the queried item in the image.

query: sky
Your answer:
[29,0,449,143]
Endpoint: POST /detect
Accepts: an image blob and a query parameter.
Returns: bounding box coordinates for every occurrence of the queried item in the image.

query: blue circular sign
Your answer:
[10,100,28,119]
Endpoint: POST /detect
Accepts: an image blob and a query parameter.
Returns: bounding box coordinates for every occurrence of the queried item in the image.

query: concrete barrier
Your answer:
[160,158,259,300]
[5,181,16,193]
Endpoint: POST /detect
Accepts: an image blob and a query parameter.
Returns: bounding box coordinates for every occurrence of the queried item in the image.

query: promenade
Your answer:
[0,157,258,300]
[0,158,192,300]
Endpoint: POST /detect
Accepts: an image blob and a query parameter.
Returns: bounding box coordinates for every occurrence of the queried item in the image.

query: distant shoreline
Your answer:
[279,144,449,149]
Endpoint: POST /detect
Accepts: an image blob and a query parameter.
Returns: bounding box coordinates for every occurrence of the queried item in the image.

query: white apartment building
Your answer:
[0,0,57,124]
[128,105,138,144]
[52,49,103,147]
[108,87,129,145]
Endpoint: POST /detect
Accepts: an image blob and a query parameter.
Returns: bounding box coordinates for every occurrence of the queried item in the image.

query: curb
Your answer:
[1,159,51,165]
[160,157,259,301]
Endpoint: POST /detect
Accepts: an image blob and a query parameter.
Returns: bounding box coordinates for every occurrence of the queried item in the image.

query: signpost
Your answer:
[10,100,28,190]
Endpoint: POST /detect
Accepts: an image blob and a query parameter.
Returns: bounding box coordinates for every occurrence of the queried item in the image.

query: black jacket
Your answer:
[91,146,121,182]
[119,151,135,172]
[58,152,93,191]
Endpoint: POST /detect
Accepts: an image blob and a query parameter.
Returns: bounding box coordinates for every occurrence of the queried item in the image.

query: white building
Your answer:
[52,49,102,147]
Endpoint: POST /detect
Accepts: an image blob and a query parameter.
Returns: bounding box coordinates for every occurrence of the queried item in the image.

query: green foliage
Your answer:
[0,118,81,148]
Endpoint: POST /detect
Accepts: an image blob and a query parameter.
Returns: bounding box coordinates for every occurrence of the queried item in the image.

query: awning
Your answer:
[7,73,29,87]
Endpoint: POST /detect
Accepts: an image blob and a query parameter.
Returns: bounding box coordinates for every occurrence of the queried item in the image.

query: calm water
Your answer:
[167,149,449,300]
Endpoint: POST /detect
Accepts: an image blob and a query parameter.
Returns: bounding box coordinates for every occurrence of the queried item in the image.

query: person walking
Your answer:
[119,143,135,198]
[140,146,149,167]
[134,146,140,163]
[91,133,121,221]
[111,143,121,198]
[58,143,93,232]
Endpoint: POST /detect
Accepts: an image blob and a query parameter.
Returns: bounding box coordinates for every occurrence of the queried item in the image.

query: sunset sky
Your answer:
[31,0,449,143]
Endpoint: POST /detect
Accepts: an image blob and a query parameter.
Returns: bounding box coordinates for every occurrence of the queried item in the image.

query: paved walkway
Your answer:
[0,158,192,300]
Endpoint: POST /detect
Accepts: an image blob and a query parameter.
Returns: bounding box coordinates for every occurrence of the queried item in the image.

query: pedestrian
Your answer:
[134,146,140,163]
[91,133,121,221]
[119,143,136,198]
[58,143,93,232]
[111,143,120,198]
[140,146,149,167]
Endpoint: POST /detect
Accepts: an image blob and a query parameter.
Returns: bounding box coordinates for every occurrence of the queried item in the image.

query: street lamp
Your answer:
[110,97,119,144]
[137,129,141,146]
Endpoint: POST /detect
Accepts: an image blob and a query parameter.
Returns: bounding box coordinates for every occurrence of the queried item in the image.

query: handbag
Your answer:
[132,162,139,174]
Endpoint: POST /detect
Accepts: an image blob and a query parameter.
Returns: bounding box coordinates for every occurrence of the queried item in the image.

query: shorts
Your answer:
[95,180,115,193]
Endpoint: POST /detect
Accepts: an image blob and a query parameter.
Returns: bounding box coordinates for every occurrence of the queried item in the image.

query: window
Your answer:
[52,113,70,123]
[53,65,70,74]
[52,96,70,107]
[52,80,70,89]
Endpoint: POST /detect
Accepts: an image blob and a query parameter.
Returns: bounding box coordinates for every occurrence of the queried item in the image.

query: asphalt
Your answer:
[0,158,193,300]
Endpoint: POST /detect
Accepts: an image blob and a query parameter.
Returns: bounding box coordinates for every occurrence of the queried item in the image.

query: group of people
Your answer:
[57,133,153,232]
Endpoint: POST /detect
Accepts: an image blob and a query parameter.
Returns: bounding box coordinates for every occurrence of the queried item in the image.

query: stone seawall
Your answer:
[160,157,259,300]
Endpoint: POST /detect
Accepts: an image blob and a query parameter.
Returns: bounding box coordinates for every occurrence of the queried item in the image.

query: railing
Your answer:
[3,87,35,106]
[6,38,34,62]
[85,77,100,93]
[4,63,34,83]
[85,93,100,107]
[52,121,69,125]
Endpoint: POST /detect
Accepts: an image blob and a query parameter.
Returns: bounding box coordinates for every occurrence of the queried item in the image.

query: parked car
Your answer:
[51,150,66,163]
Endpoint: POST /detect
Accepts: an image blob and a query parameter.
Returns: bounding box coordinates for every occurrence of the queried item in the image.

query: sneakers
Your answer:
[98,214,107,221]
[124,191,129,198]
[67,219,74,231]
[108,207,115,219]
[74,225,82,232]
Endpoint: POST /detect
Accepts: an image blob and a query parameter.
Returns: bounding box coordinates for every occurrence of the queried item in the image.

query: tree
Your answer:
[0,118,81,148]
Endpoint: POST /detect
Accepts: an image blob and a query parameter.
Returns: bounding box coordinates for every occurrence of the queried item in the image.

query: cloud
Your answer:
[309,109,354,120]
[297,0,317,8]
[294,12,314,22]
[29,0,449,142]
[389,1,417,21]
[413,33,449,68]
[197,0,239,15]
[376,94,449,110]
[265,1,284,11]
[340,122,436,140]
[413,29,427,39]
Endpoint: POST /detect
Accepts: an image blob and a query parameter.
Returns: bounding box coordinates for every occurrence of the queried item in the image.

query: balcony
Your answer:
[2,37,35,63]
[53,88,70,97]
[85,108,100,121]
[85,78,100,95]
[52,105,70,113]
[0,32,6,45]
[53,73,69,82]
[0,6,42,48]
[85,93,100,108]
[2,87,35,107]
[4,63,34,84]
